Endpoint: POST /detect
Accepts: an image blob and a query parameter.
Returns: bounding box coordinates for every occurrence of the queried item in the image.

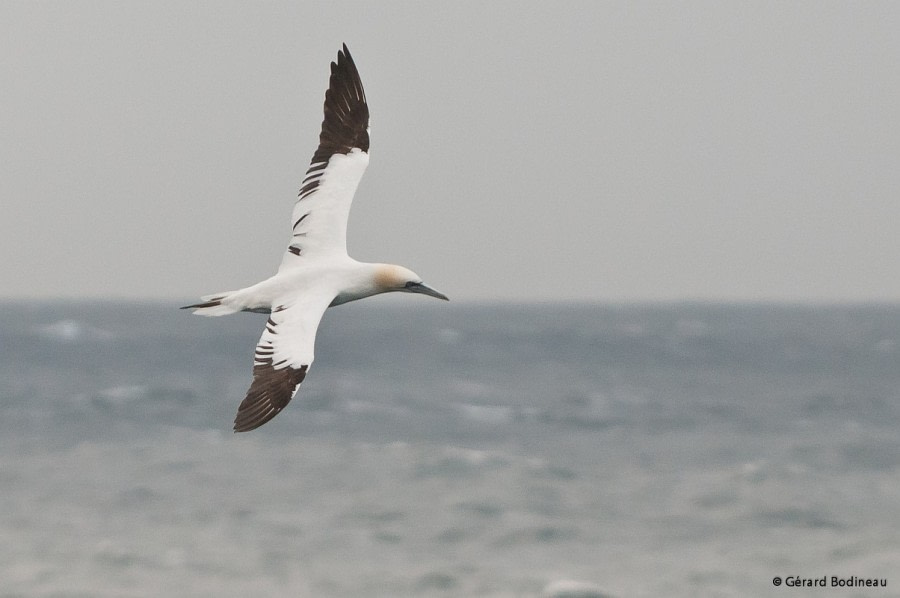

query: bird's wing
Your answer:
[279,44,370,271]
[233,288,335,432]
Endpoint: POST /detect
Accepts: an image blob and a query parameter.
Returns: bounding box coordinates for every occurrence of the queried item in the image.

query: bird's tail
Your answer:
[181,292,242,316]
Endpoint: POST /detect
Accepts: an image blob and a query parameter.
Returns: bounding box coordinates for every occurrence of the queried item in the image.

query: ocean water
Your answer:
[1,301,899,597]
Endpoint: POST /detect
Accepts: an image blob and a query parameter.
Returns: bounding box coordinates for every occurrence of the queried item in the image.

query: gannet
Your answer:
[183,44,448,432]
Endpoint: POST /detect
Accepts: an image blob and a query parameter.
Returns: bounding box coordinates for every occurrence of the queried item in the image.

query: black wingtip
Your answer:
[232,362,309,433]
[307,43,369,166]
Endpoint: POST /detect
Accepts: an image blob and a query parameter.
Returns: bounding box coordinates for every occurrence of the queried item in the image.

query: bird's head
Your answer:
[375,264,449,301]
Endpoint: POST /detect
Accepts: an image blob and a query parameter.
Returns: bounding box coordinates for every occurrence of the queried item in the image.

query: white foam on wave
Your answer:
[39,320,114,342]
[543,579,612,598]
[98,385,148,404]
[458,403,513,424]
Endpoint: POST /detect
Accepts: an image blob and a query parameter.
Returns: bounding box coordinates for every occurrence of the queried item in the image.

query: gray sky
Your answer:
[2,1,899,303]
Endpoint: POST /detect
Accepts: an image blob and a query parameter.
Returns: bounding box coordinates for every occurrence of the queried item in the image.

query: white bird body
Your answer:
[184,45,447,432]
[200,259,417,314]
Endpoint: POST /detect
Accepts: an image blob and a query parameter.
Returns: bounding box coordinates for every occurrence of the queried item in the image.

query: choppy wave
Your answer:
[1,302,899,596]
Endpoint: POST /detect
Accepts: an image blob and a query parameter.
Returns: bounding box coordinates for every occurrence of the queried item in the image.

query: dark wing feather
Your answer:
[232,291,332,433]
[281,44,372,269]
[233,359,308,433]
[300,44,370,201]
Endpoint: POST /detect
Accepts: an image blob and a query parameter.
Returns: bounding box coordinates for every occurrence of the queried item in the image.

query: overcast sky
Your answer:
[2,1,899,303]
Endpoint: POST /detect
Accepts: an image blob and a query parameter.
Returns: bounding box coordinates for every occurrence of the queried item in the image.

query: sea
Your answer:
[1,301,898,597]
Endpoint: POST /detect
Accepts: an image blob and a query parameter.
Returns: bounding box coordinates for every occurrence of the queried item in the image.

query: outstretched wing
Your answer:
[279,44,370,270]
[233,290,334,432]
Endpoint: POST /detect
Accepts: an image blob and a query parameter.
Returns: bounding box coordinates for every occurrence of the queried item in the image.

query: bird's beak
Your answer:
[410,282,449,301]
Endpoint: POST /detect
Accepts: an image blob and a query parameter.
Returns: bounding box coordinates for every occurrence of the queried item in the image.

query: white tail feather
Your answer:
[183,292,242,316]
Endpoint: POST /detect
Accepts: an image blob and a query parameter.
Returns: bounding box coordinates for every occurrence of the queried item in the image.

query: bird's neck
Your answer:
[329,262,393,307]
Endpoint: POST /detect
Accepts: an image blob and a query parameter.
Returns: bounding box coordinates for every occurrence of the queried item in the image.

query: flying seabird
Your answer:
[183,44,448,433]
